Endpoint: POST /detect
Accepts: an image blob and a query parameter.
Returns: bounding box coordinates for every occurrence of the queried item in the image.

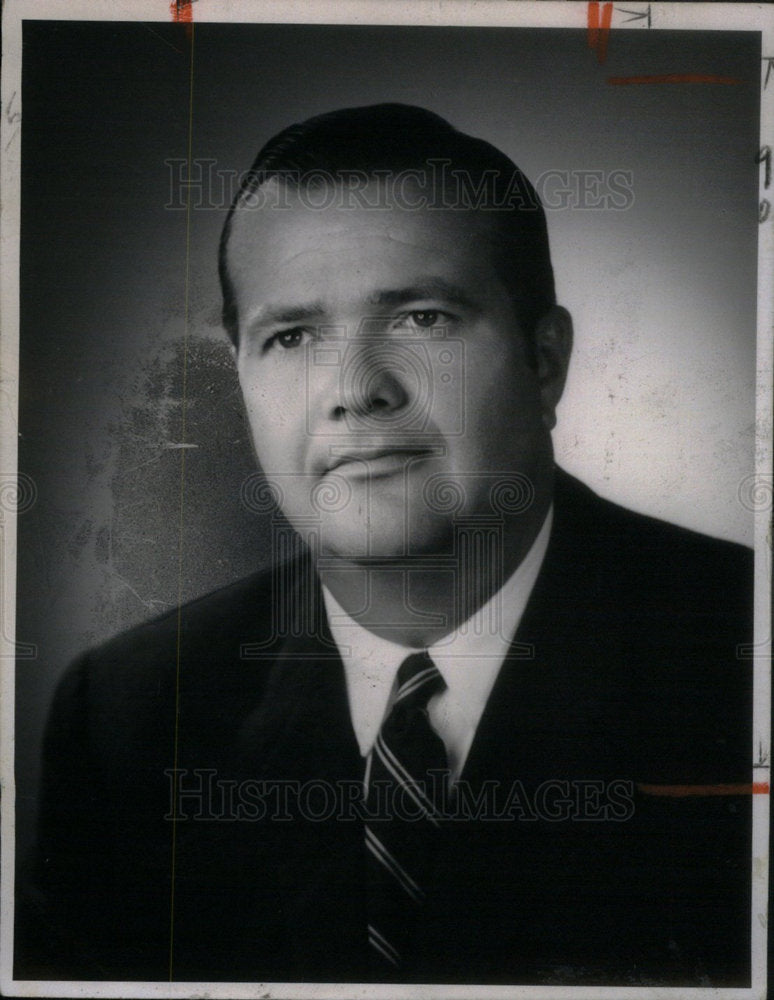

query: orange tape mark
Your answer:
[638,782,769,797]
[588,1,600,49]
[608,74,742,85]
[588,2,613,65]
[170,0,194,22]
[598,3,613,65]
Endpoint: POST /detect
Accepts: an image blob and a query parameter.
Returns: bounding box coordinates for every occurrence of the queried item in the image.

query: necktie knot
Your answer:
[387,652,446,742]
[394,651,446,710]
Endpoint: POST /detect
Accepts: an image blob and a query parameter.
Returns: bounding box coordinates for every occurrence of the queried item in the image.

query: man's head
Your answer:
[219,104,572,564]
[220,104,557,358]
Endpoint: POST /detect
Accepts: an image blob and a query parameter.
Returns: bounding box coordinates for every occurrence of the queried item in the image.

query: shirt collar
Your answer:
[323,506,553,757]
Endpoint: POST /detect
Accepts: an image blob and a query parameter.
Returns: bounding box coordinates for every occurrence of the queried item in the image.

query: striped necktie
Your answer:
[364,651,448,975]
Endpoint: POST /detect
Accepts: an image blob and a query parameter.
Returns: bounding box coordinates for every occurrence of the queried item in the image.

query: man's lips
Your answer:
[324,447,434,479]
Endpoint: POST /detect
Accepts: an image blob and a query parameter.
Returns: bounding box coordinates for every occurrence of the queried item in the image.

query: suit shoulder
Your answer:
[105,564,274,648]
[68,563,282,695]
[553,468,752,608]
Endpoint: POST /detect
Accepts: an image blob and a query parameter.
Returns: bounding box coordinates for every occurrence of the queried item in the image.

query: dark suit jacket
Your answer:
[16,470,753,985]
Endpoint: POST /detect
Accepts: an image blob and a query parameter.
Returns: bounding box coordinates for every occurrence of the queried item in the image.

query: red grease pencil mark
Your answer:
[170,0,193,23]
[608,74,742,85]
[638,782,769,797]
[170,0,194,41]
[588,2,613,65]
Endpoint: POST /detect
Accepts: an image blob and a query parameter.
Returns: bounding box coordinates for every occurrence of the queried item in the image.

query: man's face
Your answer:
[227,178,569,561]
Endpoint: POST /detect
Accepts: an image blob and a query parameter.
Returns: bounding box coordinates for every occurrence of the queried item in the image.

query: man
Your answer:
[18,104,752,986]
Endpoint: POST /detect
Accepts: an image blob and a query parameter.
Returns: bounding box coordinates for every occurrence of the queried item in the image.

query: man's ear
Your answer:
[533,306,573,431]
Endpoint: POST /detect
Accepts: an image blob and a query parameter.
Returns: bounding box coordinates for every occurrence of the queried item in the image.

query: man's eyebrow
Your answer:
[243,281,478,335]
[245,302,327,332]
[369,281,479,310]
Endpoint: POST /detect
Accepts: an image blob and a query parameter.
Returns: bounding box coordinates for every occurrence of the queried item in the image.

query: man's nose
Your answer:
[328,336,411,424]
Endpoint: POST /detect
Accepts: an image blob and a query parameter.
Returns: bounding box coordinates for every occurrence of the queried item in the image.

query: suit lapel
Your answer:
[425,488,639,981]
[461,468,637,791]
[236,561,361,783]
[235,562,369,979]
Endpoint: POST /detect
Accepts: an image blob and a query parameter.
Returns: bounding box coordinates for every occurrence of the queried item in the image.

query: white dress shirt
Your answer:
[322,507,553,782]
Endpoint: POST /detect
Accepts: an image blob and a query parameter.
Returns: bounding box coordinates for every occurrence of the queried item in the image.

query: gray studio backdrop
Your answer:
[15,22,759,855]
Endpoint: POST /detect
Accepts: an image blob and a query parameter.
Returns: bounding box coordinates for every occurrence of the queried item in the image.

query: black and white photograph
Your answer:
[0,1,771,996]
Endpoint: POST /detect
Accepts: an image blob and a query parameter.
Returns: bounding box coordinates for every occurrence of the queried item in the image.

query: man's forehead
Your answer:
[227,175,502,250]
[230,231,505,327]
[224,177,517,330]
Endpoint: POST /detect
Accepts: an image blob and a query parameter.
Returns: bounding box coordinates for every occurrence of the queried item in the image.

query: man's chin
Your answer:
[316,519,455,564]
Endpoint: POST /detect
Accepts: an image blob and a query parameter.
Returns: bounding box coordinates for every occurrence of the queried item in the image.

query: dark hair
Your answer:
[218,103,555,350]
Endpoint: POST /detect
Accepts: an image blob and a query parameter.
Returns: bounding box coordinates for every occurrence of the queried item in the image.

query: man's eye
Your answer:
[400,310,449,329]
[264,328,310,352]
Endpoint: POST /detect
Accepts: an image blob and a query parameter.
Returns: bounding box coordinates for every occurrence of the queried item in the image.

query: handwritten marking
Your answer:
[638,782,769,797]
[615,4,651,27]
[3,91,21,150]
[756,146,771,189]
[4,91,20,125]
[588,2,613,64]
[763,57,774,90]
[608,74,742,85]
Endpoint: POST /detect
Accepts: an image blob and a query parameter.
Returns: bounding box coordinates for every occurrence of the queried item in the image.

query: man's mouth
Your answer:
[324,447,435,480]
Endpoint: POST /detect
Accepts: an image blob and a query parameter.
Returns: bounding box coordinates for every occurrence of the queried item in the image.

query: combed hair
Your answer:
[218,103,555,351]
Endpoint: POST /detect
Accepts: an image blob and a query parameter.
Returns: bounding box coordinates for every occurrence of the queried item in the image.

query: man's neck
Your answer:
[317,491,553,647]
